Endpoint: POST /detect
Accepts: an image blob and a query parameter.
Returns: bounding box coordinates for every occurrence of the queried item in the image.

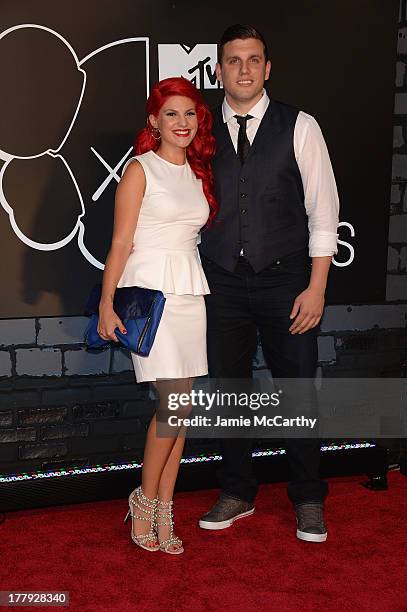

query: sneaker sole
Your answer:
[199,508,255,530]
[296,529,327,543]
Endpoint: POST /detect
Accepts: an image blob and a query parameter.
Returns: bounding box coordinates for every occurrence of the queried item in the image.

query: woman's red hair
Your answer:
[134,77,217,224]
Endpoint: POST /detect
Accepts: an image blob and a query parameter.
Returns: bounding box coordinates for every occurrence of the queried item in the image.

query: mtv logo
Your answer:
[158,44,221,89]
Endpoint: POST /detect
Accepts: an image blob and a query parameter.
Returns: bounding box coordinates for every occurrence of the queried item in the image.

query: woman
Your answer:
[97,77,216,554]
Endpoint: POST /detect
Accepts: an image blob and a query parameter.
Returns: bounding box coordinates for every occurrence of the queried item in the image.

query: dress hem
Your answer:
[134,367,208,383]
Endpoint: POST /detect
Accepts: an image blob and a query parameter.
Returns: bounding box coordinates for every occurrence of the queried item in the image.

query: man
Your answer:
[199,24,339,542]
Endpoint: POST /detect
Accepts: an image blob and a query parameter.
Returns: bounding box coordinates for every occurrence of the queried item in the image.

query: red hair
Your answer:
[134,77,217,224]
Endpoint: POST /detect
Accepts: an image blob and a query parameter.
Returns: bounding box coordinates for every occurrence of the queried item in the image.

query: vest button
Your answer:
[241,208,247,214]
[240,193,248,198]
[240,177,246,183]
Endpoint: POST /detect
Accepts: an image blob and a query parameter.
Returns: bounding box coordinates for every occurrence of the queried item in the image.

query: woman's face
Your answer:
[149,95,198,150]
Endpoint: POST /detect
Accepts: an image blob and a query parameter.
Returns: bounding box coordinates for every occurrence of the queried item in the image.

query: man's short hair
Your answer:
[218,24,269,64]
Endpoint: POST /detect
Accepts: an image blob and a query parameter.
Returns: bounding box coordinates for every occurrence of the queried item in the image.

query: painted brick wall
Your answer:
[0,3,406,476]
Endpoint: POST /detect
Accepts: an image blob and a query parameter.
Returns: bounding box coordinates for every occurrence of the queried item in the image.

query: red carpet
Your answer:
[1,471,406,612]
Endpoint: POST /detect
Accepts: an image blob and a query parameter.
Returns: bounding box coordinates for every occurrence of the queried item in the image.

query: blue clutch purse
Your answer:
[84,284,166,356]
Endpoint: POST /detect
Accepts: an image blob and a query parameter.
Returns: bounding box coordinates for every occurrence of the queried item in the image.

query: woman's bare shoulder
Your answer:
[121,158,146,187]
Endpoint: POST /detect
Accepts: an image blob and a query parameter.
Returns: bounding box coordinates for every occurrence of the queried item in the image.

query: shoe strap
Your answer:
[133,531,157,544]
[157,499,173,507]
[131,514,153,522]
[159,535,183,550]
[130,487,157,515]
[156,498,174,523]
[129,499,155,518]
[129,486,158,540]
[133,486,158,507]
[156,508,173,517]
[155,499,180,545]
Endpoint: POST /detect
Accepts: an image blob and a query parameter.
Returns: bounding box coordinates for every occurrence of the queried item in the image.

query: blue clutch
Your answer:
[84,284,166,356]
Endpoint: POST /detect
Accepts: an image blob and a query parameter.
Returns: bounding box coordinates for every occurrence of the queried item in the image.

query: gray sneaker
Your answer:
[199,493,255,530]
[295,502,327,542]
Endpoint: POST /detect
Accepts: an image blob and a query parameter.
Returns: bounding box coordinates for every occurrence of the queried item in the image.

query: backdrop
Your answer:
[0,0,399,317]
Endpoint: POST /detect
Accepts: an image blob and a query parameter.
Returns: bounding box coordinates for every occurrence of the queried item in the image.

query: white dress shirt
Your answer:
[222,91,340,257]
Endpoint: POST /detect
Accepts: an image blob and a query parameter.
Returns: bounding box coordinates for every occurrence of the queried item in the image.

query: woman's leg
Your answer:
[157,430,187,502]
[133,378,193,550]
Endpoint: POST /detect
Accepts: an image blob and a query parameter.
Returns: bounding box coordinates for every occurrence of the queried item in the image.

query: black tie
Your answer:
[234,114,253,164]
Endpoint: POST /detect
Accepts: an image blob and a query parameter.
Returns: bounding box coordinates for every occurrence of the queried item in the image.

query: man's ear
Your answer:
[265,60,272,81]
[215,62,222,84]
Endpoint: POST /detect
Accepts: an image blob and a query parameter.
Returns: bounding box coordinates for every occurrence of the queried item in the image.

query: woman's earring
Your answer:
[148,122,161,140]
[151,127,161,141]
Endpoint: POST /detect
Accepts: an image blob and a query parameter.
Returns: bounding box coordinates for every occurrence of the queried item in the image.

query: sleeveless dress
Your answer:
[116,150,210,382]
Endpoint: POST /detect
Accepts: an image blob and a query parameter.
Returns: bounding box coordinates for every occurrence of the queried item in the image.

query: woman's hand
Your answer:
[97,302,127,343]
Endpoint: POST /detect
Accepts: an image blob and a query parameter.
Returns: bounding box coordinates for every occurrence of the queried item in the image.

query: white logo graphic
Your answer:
[333,221,355,267]
[90,147,133,202]
[158,44,221,89]
[0,24,149,270]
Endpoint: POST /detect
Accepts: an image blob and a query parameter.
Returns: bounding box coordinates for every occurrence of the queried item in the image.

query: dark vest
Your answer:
[199,99,309,272]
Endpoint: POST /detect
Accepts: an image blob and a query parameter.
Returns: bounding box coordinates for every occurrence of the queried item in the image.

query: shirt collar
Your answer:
[222,89,270,123]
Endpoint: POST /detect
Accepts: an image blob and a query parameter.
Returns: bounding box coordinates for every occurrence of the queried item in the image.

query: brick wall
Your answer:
[0,4,406,477]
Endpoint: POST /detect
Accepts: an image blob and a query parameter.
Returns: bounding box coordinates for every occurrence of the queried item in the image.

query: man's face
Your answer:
[216,38,271,109]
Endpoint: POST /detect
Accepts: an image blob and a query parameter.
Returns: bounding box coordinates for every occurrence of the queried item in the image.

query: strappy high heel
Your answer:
[155,499,184,555]
[124,486,159,551]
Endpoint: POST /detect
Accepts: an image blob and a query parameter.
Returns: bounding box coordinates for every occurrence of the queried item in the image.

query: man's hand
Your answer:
[289,287,325,334]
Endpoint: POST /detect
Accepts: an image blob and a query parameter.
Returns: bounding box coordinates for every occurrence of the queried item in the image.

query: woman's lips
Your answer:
[173,130,191,137]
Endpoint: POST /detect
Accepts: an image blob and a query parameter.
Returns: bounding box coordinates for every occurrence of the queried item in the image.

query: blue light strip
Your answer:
[0,442,376,483]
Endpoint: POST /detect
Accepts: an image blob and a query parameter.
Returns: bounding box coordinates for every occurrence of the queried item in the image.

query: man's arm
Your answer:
[289,112,340,334]
[289,256,331,334]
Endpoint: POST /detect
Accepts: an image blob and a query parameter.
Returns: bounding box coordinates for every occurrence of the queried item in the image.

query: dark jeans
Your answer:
[202,249,328,506]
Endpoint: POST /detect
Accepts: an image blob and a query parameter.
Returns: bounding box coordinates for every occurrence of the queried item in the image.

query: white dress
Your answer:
[116,150,210,382]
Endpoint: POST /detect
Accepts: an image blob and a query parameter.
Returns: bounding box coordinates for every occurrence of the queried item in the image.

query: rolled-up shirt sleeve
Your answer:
[294,111,340,257]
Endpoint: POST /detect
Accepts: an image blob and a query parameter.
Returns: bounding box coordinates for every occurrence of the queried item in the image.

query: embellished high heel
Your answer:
[155,499,184,555]
[124,486,159,551]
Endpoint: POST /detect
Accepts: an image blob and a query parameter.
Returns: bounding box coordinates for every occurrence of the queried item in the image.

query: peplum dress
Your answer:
[116,150,210,382]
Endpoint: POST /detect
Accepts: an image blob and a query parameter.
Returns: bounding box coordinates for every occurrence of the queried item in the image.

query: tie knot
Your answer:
[234,114,253,127]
